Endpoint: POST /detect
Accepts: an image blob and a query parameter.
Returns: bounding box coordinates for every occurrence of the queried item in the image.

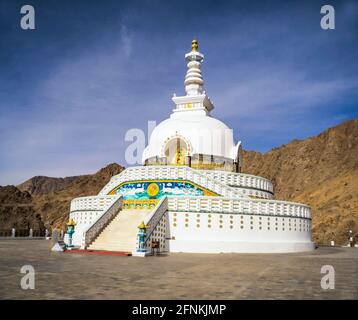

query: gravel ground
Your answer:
[0,240,357,299]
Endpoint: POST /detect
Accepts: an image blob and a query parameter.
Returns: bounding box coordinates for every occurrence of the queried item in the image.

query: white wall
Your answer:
[167,211,314,253]
[67,210,105,247]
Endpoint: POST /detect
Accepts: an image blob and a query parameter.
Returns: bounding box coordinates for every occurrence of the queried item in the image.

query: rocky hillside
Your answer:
[31,163,124,229]
[0,163,124,231]
[17,175,87,196]
[0,186,44,230]
[242,119,358,245]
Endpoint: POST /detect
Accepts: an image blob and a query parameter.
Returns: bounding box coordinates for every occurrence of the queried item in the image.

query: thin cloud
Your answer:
[121,25,133,58]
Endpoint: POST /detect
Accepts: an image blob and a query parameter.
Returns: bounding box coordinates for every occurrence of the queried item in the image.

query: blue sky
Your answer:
[0,0,357,185]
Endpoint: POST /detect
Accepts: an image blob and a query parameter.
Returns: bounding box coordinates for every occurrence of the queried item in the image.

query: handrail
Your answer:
[143,196,168,247]
[167,196,311,219]
[83,196,123,248]
[70,195,117,212]
[199,169,274,193]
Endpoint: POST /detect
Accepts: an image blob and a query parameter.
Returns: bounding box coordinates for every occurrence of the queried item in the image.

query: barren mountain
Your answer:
[17,175,87,196]
[0,164,124,232]
[242,119,358,245]
[31,163,124,229]
[0,186,44,230]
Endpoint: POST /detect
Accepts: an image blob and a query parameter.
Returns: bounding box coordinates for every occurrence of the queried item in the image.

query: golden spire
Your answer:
[191,39,198,52]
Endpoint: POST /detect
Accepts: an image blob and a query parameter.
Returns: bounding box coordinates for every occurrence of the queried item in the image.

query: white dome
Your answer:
[142,111,241,164]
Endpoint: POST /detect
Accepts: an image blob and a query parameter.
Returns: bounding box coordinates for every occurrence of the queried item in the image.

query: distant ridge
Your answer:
[17,175,87,196]
[31,163,125,228]
[0,163,124,230]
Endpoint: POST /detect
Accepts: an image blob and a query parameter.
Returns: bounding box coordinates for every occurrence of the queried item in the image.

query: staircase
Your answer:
[88,209,153,253]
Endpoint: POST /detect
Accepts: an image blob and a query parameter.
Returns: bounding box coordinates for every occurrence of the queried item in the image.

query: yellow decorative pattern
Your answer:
[66,218,76,226]
[109,179,219,197]
[147,183,160,198]
[122,199,159,209]
[138,221,148,229]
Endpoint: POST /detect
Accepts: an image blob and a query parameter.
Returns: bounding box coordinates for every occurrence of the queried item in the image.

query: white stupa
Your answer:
[65,40,314,255]
[143,40,242,172]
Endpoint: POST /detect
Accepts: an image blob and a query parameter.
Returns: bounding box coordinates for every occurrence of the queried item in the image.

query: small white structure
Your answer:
[66,40,314,254]
[51,243,64,252]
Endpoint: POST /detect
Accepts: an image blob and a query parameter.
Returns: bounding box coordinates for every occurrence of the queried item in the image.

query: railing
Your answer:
[167,196,311,219]
[83,196,123,249]
[98,166,249,199]
[199,170,274,193]
[143,197,168,249]
[0,230,13,237]
[122,199,159,209]
[0,229,46,237]
[70,195,117,212]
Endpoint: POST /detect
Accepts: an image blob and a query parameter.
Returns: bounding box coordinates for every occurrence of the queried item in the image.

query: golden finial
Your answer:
[191,39,198,52]
[66,218,76,226]
[138,221,148,229]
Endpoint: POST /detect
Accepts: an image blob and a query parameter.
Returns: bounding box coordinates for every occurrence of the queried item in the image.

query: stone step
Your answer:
[89,241,137,247]
[89,246,135,252]
[90,244,136,250]
[89,209,153,251]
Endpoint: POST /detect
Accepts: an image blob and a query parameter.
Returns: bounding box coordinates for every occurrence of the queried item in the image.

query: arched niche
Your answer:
[164,137,188,165]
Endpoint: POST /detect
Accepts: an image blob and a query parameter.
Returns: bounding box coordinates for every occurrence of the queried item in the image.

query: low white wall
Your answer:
[64,224,89,248]
[68,210,110,247]
[167,211,314,253]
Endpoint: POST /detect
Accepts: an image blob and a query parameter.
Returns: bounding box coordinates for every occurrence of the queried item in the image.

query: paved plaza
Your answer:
[0,240,357,299]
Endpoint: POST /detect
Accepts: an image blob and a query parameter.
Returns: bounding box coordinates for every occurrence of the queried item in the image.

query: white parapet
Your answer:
[70,195,118,212]
[199,169,274,194]
[167,196,311,218]
[98,166,273,199]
